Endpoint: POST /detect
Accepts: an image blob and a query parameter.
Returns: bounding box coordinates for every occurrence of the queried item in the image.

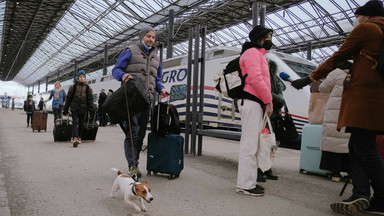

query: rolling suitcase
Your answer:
[53,117,72,142]
[81,112,98,141]
[32,111,48,132]
[146,132,184,179]
[299,124,331,176]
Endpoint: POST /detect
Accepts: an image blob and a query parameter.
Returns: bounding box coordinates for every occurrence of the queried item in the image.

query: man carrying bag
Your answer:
[110,25,169,178]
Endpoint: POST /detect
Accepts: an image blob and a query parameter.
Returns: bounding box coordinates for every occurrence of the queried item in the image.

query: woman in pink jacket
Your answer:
[236,25,274,197]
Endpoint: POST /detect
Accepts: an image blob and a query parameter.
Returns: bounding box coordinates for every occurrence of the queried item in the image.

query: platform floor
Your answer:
[0,108,369,216]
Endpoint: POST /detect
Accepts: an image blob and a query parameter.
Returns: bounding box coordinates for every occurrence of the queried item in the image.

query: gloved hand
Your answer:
[291,76,312,90]
[63,110,69,116]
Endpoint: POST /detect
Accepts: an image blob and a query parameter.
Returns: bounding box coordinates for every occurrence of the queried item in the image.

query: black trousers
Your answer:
[349,127,384,204]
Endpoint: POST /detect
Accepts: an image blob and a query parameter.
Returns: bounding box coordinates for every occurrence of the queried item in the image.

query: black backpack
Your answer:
[151,102,181,137]
[217,56,247,99]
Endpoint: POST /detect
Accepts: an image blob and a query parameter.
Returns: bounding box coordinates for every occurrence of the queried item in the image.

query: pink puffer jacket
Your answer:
[239,47,272,104]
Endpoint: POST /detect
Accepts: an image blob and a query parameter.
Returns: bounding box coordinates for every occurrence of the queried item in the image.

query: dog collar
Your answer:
[132,185,137,196]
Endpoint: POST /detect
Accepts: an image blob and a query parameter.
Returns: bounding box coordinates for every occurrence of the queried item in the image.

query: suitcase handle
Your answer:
[86,111,97,128]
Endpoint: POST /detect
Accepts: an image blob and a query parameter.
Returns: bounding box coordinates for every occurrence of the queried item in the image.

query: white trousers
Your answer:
[237,99,263,189]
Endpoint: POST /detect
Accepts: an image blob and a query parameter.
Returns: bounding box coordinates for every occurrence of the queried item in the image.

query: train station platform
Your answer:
[0,108,369,216]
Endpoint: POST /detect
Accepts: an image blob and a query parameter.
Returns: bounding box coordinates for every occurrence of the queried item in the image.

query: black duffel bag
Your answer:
[103,78,150,124]
[274,105,298,142]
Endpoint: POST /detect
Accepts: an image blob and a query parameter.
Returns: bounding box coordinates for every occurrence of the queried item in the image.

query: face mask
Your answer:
[263,40,274,50]
[141,40,152,50]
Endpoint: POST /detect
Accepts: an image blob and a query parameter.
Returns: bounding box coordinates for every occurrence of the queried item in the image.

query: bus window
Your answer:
[284,60,316,78]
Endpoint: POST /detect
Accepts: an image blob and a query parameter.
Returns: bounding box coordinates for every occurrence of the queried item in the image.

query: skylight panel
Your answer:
[0,1,5,64]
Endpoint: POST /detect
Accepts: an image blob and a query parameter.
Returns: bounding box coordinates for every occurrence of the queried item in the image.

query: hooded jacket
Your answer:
[319,69,350,153]
[64,81,94,115]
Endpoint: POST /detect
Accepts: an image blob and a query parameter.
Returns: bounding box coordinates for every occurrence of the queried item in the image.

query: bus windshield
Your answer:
[284,60,317,78]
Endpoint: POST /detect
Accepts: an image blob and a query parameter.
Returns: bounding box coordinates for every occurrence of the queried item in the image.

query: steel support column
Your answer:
[197,26,206,156]
[103,44,108,76]
[307,42,312,60]
[191,24,200,156]
[167,9,174,59]
[74,61,78,82]
[260,4,266,27]
[185,27,193,154]
[252,3,260,27]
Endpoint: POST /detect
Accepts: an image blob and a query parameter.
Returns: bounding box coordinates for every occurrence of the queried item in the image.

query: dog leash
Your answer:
[124,80,137,170]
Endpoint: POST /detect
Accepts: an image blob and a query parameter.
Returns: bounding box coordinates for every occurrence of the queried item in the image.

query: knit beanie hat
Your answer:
[139,25,155,40]
[355,0,384,17]
[77,70,86,78]
[249,25,273,43]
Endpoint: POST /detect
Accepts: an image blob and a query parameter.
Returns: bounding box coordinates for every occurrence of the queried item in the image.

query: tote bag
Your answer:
[257,113,277,172]
[308,92,329,124]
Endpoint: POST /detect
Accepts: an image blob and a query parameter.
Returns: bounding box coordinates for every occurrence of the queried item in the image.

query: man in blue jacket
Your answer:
[112,25,168,178]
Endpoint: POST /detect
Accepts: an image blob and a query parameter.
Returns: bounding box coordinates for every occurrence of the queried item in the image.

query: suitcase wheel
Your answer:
[168,174,179,180]
[299,169,304,174]
[147,171,151,176]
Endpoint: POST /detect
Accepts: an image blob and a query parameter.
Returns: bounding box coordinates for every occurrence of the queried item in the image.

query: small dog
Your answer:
[110,168,153,212]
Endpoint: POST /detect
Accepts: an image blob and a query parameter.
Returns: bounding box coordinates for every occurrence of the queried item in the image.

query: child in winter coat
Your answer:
[63,70,95,147]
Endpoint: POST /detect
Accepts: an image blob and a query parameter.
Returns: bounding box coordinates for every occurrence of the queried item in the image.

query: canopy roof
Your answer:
[0,0,365,86]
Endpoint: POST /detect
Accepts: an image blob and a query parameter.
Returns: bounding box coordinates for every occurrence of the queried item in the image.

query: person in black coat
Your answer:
[98,89,108,126]
[38,98,44,111]
[24,95,36,127]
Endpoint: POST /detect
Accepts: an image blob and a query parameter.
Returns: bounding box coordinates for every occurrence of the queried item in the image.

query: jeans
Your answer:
[124,108,150,167]
[52,106,63,122]
[71,113,85,139]
[349,127,384,202]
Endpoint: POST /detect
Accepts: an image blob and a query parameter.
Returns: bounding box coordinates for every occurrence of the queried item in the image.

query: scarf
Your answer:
[54,87,62,99]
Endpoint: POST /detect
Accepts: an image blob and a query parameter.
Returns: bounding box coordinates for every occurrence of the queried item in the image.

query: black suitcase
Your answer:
[81,113,98,141]
[53,117,72,142]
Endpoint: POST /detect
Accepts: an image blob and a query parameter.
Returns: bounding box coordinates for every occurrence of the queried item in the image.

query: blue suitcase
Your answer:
[299,124,331,176]
[146,133,184,179]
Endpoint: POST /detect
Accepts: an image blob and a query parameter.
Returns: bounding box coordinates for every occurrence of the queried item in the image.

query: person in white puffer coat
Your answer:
[318,68,351,182]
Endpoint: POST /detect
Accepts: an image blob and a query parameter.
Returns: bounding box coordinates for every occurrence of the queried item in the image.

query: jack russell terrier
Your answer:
[110,168,153,212]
